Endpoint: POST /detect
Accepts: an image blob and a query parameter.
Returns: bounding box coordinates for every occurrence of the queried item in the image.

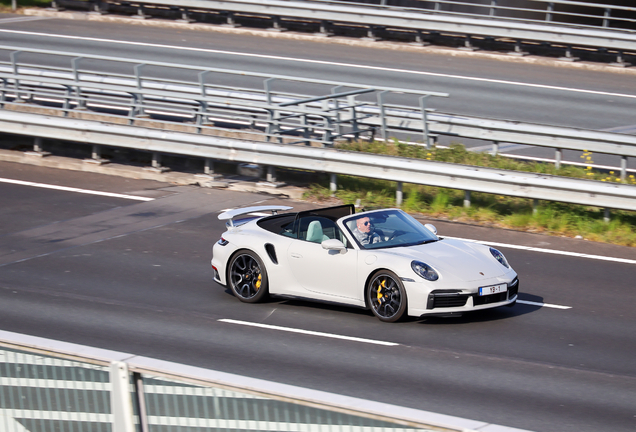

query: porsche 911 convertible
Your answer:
[211,204,518,322]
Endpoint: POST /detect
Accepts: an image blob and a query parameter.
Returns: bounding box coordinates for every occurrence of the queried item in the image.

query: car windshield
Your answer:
[343,209,438,250]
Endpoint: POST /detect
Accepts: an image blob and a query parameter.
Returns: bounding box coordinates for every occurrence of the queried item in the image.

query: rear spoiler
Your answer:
[218,205,293,228]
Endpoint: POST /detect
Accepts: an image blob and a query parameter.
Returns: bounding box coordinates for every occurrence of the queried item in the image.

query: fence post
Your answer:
[27,137,51,157]
[204,159,214,175]
[377,91,388,142]
[110,361,135,432]
[555,148,562,169]
[145,152,169,173]
[34,137,43,153]
[71,57,87,110]
[602,7,610,28]
[133,372,149,432]
[268,16,286,32]
[620,156,627,182]
[396,182,403,207]
[419,95,431,148]
[330,174,337,196]
[266,166,277,183]
[85,144,109,165]
[464,191,471,208]
[316,20,333,37]
[546,2,554,22]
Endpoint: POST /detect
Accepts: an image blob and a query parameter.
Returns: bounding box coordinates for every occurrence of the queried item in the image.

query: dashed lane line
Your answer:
[0,177,155,201]
[446,236,636,265]
[219,319,399,346]
[517,300,571,309]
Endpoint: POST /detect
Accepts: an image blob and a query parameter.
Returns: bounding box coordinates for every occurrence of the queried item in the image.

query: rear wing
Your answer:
[219,205,293,228]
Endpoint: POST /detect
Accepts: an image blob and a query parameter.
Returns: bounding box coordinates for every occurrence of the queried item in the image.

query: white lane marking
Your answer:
[0,16,51,24]
[2,29,636,101]
[604,123,636,134]
[0,177,155,201]
[517,300,571,309]
[445,236,636,265]
[219,319,399,346]
[145,416,423,431]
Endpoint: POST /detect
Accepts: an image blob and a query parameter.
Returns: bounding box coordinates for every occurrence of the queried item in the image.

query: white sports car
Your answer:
[211,204,518,322]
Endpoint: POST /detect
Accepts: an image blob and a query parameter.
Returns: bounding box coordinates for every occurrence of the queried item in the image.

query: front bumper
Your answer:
[411,277,519,317]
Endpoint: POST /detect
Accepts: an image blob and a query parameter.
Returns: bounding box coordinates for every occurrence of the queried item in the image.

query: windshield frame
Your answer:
[341,209,439,250]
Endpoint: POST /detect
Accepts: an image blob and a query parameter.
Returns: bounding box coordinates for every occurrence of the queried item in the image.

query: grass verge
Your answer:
[303,141,636,247]
[0,0,50,12]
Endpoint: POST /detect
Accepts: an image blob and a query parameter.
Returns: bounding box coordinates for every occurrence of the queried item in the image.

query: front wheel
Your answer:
[228,251,269,303]
[367,270,407,322]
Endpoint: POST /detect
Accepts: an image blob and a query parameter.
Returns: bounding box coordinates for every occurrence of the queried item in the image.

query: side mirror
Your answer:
[424,224,438,235]
[322,239,347,253]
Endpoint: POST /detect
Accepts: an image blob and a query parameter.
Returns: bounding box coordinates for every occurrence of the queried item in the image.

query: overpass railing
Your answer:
[0,330,533,432]
[1,46,635,180]
[45,0,636,64]
[2,109,636,213]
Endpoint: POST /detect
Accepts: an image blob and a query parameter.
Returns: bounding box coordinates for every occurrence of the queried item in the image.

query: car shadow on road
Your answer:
[224,288,546,323]
[415,293,545,325]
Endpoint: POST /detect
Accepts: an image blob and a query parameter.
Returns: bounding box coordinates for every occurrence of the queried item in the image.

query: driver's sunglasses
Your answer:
[362,221,372,226]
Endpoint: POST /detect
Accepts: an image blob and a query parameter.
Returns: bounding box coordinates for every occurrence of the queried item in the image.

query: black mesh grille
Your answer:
[428,278,519,310]
[428,291,469,309]
[508,278,519,299]
[474,291,507,305]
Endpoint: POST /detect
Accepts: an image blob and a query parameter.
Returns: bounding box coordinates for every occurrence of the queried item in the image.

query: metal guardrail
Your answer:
[0,45,447,150]
[50,0,636,63]
[1,46,635,180]
[0,330,534,432]
[2,109,636,213]
[2,46,636,212]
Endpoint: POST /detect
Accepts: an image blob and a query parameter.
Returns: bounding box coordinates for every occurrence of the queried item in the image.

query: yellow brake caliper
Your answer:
[377,279,386,302]
[255,273,262,291]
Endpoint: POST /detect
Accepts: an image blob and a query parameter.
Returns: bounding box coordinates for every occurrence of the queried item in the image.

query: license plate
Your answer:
[479,284,507,296]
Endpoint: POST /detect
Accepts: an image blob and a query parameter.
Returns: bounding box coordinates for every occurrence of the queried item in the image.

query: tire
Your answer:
[367,270,407,322]
[228,250,269,303]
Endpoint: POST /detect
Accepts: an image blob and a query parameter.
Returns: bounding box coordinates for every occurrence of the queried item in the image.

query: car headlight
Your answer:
[411,261,439,281]
[490,248,509,268]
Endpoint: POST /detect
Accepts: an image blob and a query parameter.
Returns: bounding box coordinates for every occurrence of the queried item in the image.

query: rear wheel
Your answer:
[367,270,407,322]
[228,251,269,303]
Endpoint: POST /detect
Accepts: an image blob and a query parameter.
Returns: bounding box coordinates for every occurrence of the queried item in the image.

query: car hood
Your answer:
[382,238,511,283]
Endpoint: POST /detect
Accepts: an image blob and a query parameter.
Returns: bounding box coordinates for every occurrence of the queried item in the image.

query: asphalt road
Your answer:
[1,162,635,432]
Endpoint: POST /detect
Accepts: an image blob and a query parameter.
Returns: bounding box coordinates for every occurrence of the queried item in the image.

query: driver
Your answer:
[352,216,382,246]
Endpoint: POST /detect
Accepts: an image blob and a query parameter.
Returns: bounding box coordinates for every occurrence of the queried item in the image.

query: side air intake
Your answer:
[264,244,278,264]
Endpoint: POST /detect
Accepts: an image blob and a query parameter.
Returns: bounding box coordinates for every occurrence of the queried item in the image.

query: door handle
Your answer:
[290,253,302,258]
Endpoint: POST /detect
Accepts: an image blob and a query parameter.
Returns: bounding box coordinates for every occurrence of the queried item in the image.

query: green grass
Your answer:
[304,141,636,247]
[336,140,636,185]
[0,0,50,11]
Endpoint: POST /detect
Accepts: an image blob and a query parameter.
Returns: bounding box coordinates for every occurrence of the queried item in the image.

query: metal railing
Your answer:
[0,45,447,150]
[2,46,636,213]
[43,0,636,63]
[1,46,635,180]
[0,330,532,432]
[2,109,636,213]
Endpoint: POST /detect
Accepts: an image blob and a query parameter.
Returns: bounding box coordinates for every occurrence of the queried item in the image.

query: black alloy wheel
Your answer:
[367,270,407,322]
[228,251,269,303]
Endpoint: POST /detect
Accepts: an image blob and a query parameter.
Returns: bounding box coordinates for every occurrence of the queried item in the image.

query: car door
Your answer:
[287,216,359,300]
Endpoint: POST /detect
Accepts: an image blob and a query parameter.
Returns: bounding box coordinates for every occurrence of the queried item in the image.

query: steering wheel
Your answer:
[388,230,405,241]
